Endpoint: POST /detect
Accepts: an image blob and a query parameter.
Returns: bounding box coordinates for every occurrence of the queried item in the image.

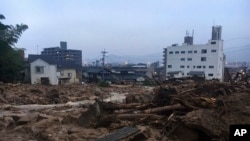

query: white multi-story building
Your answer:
[163,26,225,81]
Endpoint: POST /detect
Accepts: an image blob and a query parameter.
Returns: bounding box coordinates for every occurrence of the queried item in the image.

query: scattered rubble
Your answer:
[0,81,249,140]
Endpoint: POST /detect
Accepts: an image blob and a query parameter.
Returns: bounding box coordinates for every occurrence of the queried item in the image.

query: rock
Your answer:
[94,88,102,96]
[3,116,15,128]
[16,113,38,126]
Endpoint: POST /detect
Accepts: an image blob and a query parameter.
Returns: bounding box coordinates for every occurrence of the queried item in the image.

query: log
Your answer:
[178,88,196,95]
[101,102,150,110]
[115,114,164,120]
[144,104,184,114]
[1,100,95,111]
[173,98,198,110]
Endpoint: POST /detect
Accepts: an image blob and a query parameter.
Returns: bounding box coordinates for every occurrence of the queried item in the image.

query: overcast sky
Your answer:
[1,0,250,62]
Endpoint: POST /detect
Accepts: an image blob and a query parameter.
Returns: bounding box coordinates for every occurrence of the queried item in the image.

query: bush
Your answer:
[98,81,110,87]
[143,79,156,86]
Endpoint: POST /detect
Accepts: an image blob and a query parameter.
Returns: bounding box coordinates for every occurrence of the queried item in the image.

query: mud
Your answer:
[0,81,249,141]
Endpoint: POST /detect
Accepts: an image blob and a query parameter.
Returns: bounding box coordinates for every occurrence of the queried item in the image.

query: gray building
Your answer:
[41,41,82,66]
[82,66,148,83]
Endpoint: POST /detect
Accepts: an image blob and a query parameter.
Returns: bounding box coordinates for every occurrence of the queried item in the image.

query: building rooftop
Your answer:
[28,54,82,69]
[28,54,56,65]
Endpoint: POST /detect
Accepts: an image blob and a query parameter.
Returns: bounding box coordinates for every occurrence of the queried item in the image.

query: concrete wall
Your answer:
[165,40,224,81]
[30,59,58,85]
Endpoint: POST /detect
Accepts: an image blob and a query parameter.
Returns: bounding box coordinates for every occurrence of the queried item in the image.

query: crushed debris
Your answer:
[0,81,250,140]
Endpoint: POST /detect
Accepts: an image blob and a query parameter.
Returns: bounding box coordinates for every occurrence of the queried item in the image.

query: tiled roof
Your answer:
[28,54,56,64]
[28,54,82,69]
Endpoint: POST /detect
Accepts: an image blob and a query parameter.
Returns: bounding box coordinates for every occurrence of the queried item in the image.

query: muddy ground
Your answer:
[0,81,250,141]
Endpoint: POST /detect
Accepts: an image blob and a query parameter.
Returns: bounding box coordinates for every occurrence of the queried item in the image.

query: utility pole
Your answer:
[37,45,39,54]
[101,49,107,81]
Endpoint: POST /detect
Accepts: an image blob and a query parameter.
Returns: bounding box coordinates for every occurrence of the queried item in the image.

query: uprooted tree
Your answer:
[0,14,28,82]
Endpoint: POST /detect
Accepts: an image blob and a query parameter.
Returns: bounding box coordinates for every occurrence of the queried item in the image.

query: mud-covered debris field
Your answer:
[0,81,250,141]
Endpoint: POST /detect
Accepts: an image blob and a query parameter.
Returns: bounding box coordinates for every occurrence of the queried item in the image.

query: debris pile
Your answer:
[0,81,250,140]
[94,81,250,141]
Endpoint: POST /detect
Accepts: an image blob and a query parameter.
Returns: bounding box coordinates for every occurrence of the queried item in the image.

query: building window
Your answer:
[201,49,207,54]
[180,65,185,68]
[203,66,206,68]
[201,57,206,61]
[187,73,190,75]
[197,66,201,68]
[194,50,197,53]
[187,65,190,68]
[35,66,44,74]
[209,66,214,69]
[208,73,214,76]
[211,49,216,53]
[181,51,185,54]
[187,58,192,61]
[193,66,195,68]
[168,65,172,68]
[188,50,192,53]
[180,58,185,61]
[175,51,179,54]
[68,73,72,77]
[60,70,64,75]
[211,41,216,44]
[169,51,173,54]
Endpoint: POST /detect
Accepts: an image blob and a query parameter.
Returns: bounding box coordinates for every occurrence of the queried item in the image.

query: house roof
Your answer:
[28,54,56,65]
[57,60,82,69]
[83,67,108,73]
[28,54,82,69]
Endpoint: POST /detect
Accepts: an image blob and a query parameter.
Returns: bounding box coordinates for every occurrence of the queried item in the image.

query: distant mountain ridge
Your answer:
[106,53,162,64]
[85,47,250,65]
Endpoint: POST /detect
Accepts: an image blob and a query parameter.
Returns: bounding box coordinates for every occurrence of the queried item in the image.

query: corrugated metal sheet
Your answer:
[95,126,140,141]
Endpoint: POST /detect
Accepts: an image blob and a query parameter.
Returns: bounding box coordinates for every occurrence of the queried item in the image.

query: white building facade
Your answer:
[164,26,225,81]
[30,59,59,85]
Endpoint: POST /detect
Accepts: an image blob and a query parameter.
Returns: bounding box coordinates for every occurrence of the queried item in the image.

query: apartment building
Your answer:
[41,41,82,66]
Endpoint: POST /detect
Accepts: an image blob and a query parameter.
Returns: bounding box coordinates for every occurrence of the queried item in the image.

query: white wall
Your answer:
[165,40,224,81]
[58,69,80,84]
[30,59,58,85]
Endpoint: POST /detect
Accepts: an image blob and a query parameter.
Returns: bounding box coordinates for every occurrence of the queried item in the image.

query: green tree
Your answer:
[0,14,28,82]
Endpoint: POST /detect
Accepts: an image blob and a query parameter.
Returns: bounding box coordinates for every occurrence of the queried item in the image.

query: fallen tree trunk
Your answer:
[144,104,184,114]
[1,100,95,111]
[101,102,150,110]
[115,114,164,120]
[173,98,198,110]
[178,88,196,95]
